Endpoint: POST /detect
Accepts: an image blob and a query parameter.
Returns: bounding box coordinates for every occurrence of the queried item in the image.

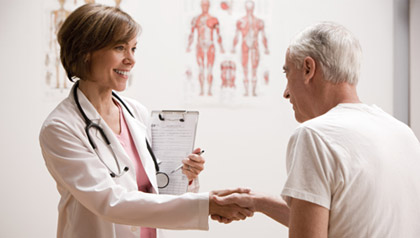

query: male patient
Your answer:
[213,22,420,237]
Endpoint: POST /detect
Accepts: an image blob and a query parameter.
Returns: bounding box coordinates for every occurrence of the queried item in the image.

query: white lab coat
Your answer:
[39,84,209,238]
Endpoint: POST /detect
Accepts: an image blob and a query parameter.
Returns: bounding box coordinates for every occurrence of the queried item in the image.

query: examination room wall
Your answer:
[0,0,402,237]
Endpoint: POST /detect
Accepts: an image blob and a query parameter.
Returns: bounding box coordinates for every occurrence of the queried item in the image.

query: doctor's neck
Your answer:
[77,80,118,116]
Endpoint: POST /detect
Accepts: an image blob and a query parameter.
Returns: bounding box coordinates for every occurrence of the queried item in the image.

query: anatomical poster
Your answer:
[183,0,273,106]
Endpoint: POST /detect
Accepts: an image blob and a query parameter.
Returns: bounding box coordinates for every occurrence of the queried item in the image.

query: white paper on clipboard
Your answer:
[150,110,199,195]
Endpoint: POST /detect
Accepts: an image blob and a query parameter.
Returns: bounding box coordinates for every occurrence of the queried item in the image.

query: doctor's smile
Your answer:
[114,69,131,77]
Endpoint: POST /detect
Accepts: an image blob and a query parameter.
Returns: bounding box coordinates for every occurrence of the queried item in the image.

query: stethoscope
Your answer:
[73,81,170,189]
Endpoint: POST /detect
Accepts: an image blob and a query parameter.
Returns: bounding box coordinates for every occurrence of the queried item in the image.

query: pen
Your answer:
[170,150,205,174]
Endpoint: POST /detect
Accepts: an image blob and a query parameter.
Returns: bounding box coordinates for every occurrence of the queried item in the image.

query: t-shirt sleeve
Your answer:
[281,126,340,209]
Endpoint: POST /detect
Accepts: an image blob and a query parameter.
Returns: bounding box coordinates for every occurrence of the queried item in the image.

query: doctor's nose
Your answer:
[124,52,136,66]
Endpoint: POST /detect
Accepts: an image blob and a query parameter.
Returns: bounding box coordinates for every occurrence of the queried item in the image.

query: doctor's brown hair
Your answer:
[57,3,141,81]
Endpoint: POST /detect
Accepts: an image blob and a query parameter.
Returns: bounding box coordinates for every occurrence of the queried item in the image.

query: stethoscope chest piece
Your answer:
[156,172,169,189]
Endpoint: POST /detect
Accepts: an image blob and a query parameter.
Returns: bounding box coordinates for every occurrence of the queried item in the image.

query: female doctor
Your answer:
[39,3,252,238]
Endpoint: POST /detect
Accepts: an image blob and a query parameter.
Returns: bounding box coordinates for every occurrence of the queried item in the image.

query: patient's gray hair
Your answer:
[288,22,362,85]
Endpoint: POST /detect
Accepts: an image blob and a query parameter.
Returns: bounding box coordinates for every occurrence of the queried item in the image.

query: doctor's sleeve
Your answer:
[39,120,209,230]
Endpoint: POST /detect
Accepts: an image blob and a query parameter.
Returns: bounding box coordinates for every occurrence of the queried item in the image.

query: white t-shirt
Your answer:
[282,103,420,237]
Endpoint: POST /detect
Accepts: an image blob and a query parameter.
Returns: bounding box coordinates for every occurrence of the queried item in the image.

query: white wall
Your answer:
[0,0,396,237]
[393,0,409,124]
[410,0,420,139]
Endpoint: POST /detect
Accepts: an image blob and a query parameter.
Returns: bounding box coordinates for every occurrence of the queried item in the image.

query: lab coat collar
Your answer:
[121,106,159,192]
[74,85,102,122]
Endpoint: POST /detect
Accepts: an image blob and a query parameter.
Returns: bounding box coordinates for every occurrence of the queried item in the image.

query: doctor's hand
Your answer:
[182,148,205,181]
[213,190,259,213]
[209,188,254,224]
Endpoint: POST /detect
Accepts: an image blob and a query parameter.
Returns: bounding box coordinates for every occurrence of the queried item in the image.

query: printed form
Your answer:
[150,111,199,195]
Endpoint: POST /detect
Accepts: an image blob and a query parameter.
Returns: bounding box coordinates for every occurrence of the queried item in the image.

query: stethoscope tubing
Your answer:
[73,81,166,186]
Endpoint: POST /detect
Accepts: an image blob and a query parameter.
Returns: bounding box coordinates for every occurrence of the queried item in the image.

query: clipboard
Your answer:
[150,110,199,195]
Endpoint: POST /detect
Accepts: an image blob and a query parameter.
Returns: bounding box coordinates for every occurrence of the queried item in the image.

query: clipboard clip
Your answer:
[158,110,186,122]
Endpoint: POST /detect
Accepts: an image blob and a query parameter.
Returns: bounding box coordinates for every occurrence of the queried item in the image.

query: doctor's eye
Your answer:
[115,45,125,51]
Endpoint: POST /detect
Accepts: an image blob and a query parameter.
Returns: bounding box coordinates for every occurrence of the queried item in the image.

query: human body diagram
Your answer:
[185,0,270,100]
[187,0,225,96]
[220,60,236,88]
[232,0,269,96]
[47,0,71,89]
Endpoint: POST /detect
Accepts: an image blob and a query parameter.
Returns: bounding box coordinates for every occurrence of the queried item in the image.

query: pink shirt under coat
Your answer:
[115,103,156,238]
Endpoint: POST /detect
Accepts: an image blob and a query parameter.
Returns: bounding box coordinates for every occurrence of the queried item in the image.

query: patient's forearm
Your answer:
[255,194,290,227]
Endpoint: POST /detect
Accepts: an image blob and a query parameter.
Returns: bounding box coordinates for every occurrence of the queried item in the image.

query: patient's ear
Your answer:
[303,56,316,84]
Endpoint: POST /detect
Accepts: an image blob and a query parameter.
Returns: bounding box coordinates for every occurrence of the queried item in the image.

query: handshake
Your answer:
[208,188,289,226]
[208,188,261,224]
